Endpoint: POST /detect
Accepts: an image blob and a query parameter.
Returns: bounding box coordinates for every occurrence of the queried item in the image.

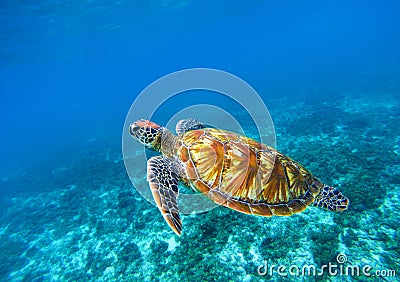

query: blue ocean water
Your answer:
[1,0,400,281]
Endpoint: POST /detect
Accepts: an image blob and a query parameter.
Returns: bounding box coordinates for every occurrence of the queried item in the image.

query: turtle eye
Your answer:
[130,125,139,135]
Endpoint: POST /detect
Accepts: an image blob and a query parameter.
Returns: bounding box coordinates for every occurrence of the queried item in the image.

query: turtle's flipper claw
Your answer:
[163,212,182,236]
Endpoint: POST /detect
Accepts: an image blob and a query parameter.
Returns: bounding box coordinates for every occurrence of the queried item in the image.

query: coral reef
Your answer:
[0,92,399,281]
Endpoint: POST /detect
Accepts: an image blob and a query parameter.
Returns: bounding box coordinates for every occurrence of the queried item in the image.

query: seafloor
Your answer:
[1,89,399,281]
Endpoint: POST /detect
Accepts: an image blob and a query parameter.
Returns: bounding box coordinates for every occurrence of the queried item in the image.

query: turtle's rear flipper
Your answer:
[176,118,214,135]
[147,156,182,235]
[312,185,349,212]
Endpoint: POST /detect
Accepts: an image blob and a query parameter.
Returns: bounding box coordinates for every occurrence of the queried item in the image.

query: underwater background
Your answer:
[1,0,399,281]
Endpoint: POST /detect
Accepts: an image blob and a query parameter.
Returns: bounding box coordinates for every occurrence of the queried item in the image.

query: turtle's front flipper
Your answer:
[176,118,214,135]
[147,156,182,235]
[312,185,349,212]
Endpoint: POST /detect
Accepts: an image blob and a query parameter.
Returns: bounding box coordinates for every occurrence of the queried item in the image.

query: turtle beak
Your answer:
[129,122,140,138]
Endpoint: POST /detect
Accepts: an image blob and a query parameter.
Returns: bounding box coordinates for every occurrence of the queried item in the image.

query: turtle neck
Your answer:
[160,128,179,158]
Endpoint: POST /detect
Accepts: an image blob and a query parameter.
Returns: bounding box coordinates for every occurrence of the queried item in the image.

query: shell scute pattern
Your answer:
[179,128,318,216]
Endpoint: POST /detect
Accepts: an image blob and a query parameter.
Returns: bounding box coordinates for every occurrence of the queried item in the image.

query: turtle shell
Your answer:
[177,128,322,216]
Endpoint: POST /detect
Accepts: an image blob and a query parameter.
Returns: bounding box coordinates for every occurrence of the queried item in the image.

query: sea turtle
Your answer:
[129,118,349,235]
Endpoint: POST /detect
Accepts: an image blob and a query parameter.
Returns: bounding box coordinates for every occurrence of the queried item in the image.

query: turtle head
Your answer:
[129,119,163,151]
